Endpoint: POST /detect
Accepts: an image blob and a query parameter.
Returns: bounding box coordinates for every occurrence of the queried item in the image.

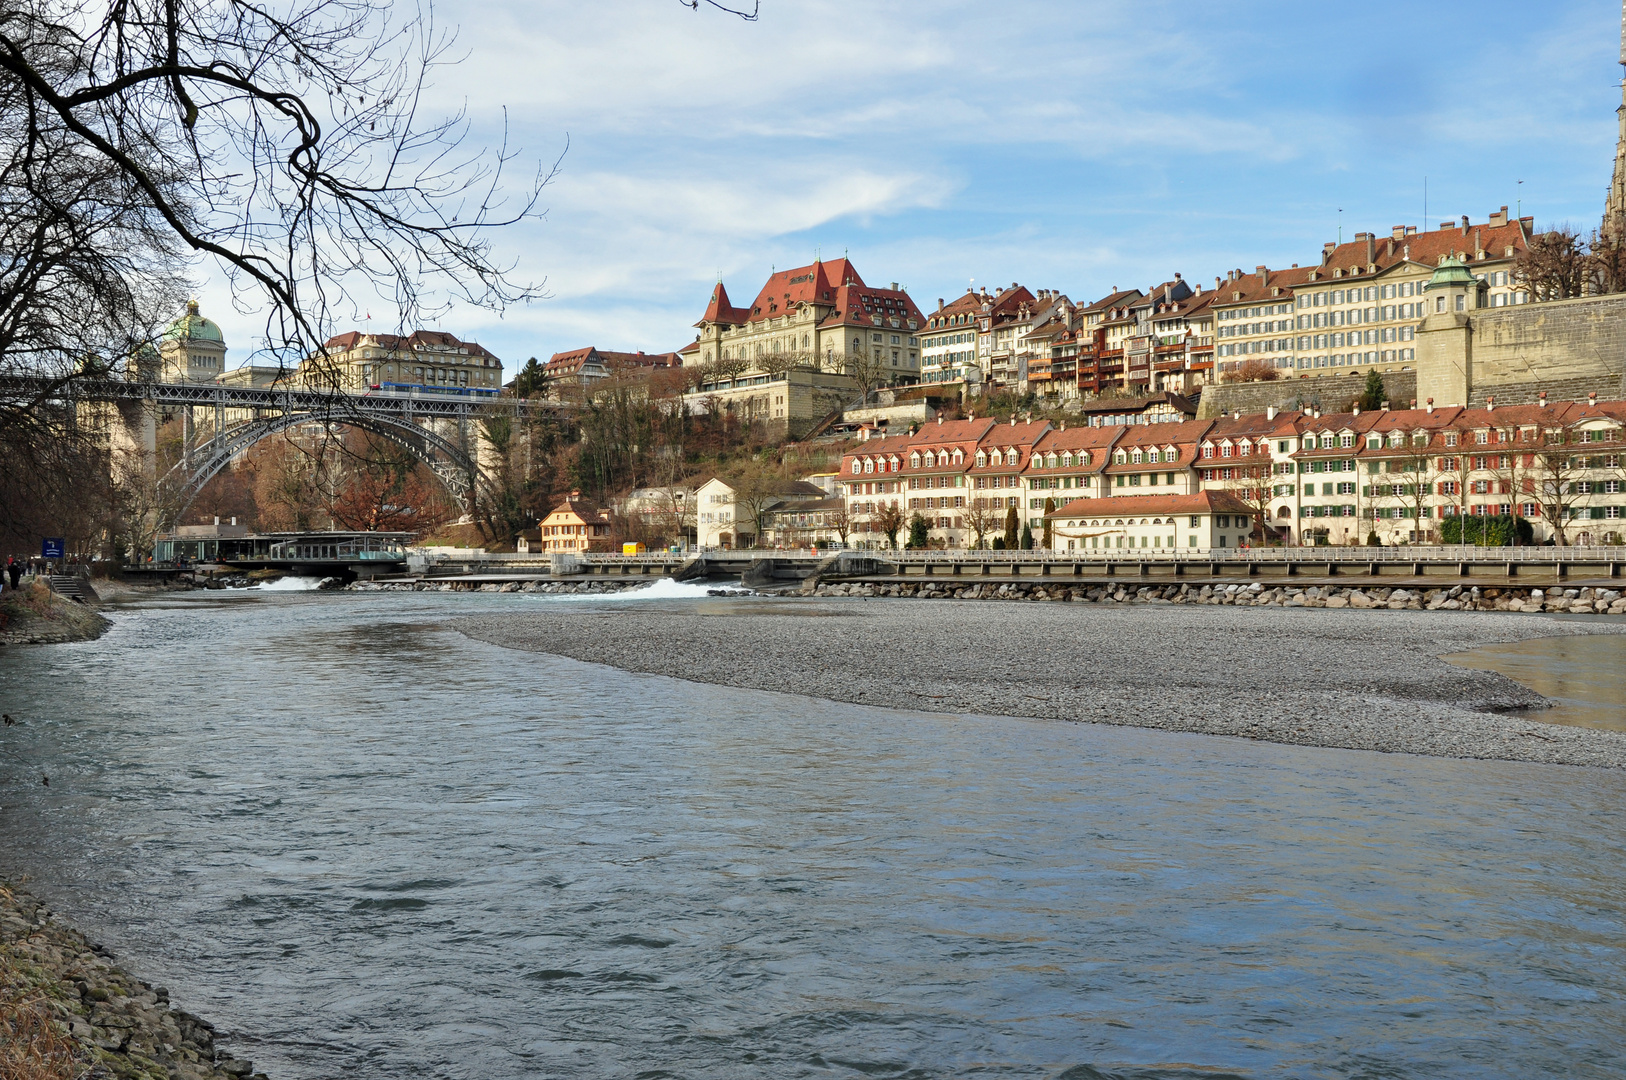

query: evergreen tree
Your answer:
[1003,505,1019,548]
[1357,368,1386,411]
[907,511,930,549]
[1020,522,1033,550]
[512,357,549,398]
[1041,497,1056,549]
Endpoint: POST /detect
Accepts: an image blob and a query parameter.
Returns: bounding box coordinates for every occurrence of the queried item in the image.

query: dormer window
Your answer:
[863,458,874,474]
[1220,444,1232,458]
[1131,449,1144,463]
[1238,441,1251,456]
[1367,437,1382,450]
[909,452,921,468]
[1320,435,1335,449]
[1060,452,1073,467]
[1445,432,1459,446]
[1200,445,1213,459]
[1005,449,1018,466]
[975,451,987,467]
[952,449,964,465]
[1339,434,1354,448]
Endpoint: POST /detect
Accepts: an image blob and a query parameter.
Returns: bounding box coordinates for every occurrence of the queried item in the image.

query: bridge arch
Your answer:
[165,407,494,522]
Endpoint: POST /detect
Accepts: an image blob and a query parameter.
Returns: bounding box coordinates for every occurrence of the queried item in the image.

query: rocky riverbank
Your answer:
[0,583,110,646]
[0,882,264,1080]
[804,578,1626,614]
[457,600,1626,768]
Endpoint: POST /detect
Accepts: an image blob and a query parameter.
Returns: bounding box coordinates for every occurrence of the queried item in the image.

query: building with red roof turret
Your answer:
[684,258,926,437]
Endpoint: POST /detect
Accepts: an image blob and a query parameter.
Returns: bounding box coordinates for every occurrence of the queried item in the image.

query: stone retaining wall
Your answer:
[1197,370,1416,418]
[349,579,652,594]
[806,578,1626,614]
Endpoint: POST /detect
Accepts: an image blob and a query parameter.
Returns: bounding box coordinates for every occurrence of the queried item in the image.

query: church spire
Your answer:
[1605,1,1626,238]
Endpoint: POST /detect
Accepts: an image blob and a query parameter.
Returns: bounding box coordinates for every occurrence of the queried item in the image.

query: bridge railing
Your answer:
[851,545,1626,564]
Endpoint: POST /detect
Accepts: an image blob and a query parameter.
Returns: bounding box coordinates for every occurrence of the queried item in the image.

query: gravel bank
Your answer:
[457,600,1626,769]
[1,881,265,1080]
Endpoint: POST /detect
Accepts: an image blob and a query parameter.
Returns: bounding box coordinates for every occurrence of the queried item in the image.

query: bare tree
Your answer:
[828,502,852,547]
[1223,464,1278,543]
[873,500,905,550]
[1525,431,1588,545]
[1514,226,1590,302]
[1222,357,1281,384]
[962,498,998,550]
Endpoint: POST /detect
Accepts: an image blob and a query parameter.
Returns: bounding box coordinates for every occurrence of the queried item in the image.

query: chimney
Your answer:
[1589,391,1598,406]
[1381,401,1390,410]
[214,516,220,525]
[1365,233,1376,265]
[1215,276,1222,290]
[1266,405,1276,420]
[1410,398,1418,408]
[1440,221,1455,232]
[1256,264,1268,285]
[1426,397,1434,414]
[1391,225,1407,241]
[1486,395,1495,411]
[936,414,943,424]
[1353,406,1361,416]
[1460,215,1470,233]
[1322,242,1335,264]
[937,298,944,312]
[1010,416,1016,426]
[1489,206,1509,228]
[1539,392,1548,408]
[230,517,237,526]
[1474,228,1483,257]
[890,282,899,290]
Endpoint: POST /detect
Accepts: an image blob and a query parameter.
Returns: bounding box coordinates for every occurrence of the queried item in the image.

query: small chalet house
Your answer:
[521,495,612,553]
[1044,490,1257,555]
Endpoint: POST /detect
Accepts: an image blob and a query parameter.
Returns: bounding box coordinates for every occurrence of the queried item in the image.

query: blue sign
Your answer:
[41,537,65,559]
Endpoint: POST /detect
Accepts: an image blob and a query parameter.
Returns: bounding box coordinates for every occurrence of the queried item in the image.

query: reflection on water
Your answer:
[1444,632,1626,731]
[1,591,1624,1080]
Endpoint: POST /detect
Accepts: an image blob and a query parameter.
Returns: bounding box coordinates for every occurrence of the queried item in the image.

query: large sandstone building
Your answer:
[682,258,924,436]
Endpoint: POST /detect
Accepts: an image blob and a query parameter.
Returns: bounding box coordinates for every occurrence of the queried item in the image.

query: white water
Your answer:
[533,577,747,602]
[254,576,333,591]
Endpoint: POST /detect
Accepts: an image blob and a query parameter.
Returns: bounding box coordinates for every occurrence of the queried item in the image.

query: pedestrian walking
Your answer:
[5,556,19,590]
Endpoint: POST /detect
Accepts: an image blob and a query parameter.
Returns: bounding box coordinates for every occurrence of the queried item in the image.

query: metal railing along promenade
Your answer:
[874,545,1626,565]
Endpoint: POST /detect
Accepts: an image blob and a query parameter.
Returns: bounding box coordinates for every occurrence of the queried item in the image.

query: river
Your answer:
[1,587,1623,1079]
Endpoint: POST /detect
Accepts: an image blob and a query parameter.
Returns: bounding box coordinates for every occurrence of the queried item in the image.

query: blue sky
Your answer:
[200,0,1625,369]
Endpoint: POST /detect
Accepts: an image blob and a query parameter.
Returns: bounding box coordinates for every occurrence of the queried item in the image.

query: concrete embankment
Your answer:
[804,578,1626,614]
[0,584,110,646]
[0,882,264,1080]
[456,600,1626,768]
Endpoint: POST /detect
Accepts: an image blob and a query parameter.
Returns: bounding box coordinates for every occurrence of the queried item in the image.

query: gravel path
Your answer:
[455,600,1626,769]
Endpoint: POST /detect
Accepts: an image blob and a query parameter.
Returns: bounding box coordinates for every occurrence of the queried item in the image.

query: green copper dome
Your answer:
[1423,256,1478,290]
[162,299,225,343]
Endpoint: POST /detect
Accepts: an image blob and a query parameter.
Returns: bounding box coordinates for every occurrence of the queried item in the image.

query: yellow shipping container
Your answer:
[622,542,646,555]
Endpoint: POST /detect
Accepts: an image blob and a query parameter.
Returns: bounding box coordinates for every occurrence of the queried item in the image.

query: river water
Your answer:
[1,588,1623,1079]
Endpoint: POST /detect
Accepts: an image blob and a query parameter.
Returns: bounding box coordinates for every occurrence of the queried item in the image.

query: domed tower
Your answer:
[158,299,228,383]
[1422,256,1487,315]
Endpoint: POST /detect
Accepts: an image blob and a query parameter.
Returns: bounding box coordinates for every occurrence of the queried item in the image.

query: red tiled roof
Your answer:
[1045,490,1254,518]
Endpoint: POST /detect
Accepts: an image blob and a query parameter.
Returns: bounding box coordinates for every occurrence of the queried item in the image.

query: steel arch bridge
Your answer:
[3,374,561,518]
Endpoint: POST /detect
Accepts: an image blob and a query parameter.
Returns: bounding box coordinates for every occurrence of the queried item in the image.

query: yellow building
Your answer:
[684,259,924,435]
[296,329,503,393]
